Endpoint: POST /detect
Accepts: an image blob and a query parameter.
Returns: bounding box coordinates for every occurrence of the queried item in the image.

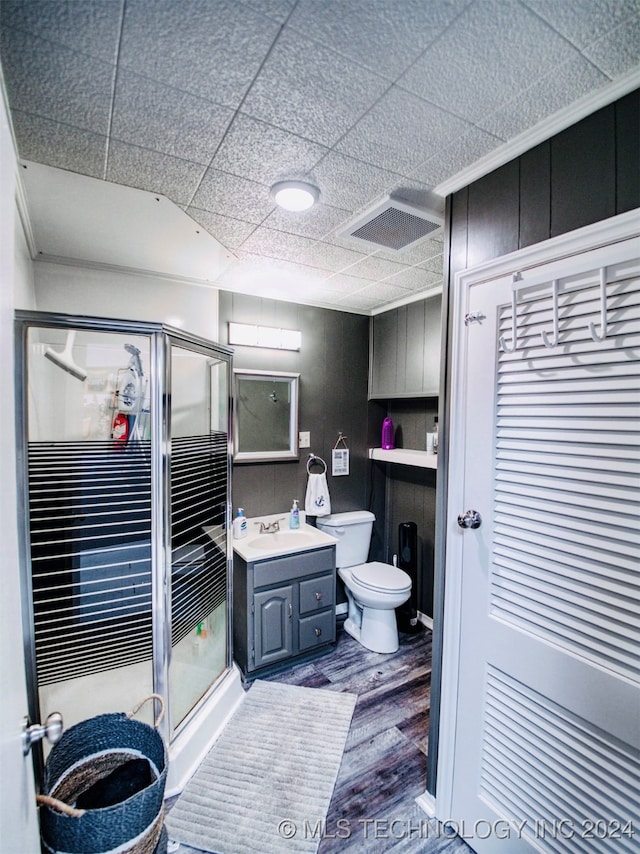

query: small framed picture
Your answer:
[332,448,349,476]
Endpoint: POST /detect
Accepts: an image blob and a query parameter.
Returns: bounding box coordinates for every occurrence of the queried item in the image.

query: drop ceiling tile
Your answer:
[343,254,410,281]
[190,167,275,224]
[0,0,122,63]
[287,0,471,80]
[119,0,281,107]
[420,253,444,275]
[411,126,502,187]
[311,151,399,212]
[478,54,608,141]
[106,140,205,207]
[385,265,442,291]
[241,27,389,147]
[313,273,369,294]
[398,0,578,124]
[0,27,114,134]
[300,241,367,273]
[186,207,256,251]
[582,14,640,77]
[212,114,328,184]
[336,86,476,175]
[350,282,414,302]
[217,252,329,297]
[12,111,106,179]
[521,0,640,50]
[112,71,235,166]
[337,292,385,310]
[239,227,319,262]
[264,203,352,240]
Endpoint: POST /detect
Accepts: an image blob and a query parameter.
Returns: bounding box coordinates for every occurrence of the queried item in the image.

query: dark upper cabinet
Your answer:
[369,294,441,399]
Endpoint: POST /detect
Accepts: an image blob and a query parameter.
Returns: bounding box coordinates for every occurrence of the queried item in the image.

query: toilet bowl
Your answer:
[316,511,412,654]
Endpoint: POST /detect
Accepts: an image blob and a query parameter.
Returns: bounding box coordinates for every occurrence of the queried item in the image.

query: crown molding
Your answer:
[435,66,640,198]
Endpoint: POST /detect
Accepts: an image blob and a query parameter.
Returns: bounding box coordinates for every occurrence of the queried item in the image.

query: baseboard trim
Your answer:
[415,790,437,818]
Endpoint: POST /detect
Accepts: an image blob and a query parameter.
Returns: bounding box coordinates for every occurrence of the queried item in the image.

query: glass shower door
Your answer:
[24,324,156,733]
[168,341,230,732]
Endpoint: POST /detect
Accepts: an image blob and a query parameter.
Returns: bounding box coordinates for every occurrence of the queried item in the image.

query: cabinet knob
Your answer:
[315,592,323,601]
[315,627,322,637]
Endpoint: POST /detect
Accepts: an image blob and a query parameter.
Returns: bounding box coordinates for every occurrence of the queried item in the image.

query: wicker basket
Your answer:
[37,695,168,854]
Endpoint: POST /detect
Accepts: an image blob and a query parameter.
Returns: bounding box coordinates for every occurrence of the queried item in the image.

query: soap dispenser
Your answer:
[233,508,247,539]
[289,499,300,529]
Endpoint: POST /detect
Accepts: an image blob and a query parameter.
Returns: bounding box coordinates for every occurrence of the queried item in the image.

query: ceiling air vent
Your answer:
[339,197,443,252]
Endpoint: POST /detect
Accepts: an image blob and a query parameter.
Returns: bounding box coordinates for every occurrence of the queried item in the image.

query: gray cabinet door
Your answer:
[254,585,293,668]
[369,295,441,398]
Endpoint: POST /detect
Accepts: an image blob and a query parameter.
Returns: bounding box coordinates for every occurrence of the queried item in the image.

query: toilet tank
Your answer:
[316,510,375,568]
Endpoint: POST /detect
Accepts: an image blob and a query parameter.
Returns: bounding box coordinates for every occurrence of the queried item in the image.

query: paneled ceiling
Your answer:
[1,0,639,313]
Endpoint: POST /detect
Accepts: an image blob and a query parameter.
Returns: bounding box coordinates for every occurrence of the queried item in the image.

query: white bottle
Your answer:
[233,508,247,539]
[289,499,300,529]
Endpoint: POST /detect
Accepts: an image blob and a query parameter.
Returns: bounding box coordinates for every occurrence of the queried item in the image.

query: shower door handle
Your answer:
[457,510,482,529]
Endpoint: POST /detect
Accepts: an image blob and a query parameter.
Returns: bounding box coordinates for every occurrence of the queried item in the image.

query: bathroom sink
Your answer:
[229,514,338,561]
[245,531,316,551]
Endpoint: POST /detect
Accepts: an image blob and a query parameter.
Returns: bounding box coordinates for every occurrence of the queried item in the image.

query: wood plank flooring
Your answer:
[263,620,473,853]
[169,621,473,853]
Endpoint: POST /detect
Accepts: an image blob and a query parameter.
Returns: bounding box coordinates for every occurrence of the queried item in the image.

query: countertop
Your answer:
[231,512,337,562]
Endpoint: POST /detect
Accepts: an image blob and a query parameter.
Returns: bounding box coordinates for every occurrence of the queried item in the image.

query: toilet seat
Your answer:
[351,562,411,593]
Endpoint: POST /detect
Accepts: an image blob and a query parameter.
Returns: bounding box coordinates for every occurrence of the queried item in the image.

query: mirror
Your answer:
[233,370,300,463]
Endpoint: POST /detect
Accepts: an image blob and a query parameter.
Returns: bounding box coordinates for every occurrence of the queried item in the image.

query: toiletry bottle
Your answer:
[289,499,300,529]
[432,417,439,454]
[233,508,247,539]
[381,417,395,450]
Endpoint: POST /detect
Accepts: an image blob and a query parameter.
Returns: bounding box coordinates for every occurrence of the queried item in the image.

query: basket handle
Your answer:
[36,794,86,818]
[128,693,165,728]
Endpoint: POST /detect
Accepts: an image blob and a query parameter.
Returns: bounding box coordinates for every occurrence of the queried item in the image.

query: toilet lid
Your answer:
[351,562,411,593]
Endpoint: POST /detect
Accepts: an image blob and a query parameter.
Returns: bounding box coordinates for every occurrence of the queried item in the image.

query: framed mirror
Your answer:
[233,369,300,463]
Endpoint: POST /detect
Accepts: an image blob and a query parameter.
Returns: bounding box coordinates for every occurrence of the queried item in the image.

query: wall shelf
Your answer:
[369,448,438,469]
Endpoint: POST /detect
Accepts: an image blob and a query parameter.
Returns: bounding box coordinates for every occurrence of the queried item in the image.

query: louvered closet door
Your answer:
[450,238,640,852]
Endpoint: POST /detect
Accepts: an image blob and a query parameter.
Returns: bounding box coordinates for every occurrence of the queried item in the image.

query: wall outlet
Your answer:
[299,431,311,448]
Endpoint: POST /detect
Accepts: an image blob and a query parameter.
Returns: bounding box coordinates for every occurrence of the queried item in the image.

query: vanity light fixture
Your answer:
[228,322,302,351]
[270,180,319,212]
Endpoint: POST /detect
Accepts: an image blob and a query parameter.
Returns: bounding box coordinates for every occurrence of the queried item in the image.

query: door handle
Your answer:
[22,711,63,755]
[457,510,482,529]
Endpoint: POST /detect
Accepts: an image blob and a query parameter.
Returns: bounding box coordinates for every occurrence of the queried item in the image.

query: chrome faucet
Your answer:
[256,518,285,534]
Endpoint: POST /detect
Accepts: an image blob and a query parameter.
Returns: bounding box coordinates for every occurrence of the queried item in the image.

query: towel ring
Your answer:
[307,453,327,475]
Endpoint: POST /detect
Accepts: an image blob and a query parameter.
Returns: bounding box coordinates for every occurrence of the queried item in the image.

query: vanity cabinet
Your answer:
[369,294,441,398]
[233,545,336,677]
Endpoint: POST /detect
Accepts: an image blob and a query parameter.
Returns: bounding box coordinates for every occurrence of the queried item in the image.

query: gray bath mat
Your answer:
[166,679,356,853]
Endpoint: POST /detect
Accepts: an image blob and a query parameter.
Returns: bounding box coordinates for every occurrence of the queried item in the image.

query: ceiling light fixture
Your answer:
[270,181,319,212]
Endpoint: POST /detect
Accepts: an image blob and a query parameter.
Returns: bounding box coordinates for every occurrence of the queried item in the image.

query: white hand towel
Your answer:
[305,472,331,517]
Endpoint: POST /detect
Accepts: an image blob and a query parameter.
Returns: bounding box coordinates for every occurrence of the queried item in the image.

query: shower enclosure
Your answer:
[15,311,243,793]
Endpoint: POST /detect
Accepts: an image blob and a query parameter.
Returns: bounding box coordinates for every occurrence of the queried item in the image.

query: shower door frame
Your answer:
[14,310,234,779]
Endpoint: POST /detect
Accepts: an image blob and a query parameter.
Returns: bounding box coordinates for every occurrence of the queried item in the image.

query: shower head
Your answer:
[44,330,87,382]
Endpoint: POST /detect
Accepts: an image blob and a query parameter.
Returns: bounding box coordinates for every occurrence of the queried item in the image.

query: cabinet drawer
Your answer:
[298,609,335,651]
[253,547,335,588]
[299,574,334,614]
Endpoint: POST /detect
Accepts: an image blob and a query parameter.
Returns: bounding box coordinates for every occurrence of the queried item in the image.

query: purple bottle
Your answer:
[381,417,395,450]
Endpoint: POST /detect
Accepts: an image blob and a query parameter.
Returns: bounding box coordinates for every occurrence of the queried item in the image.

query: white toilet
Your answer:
[316,510,411,654]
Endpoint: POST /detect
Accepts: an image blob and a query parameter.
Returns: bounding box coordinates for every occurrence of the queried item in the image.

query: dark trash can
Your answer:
[396,521,423,634]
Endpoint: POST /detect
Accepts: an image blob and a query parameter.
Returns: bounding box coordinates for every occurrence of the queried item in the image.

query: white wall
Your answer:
[33,261,219,342]
[0,85,40,852]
